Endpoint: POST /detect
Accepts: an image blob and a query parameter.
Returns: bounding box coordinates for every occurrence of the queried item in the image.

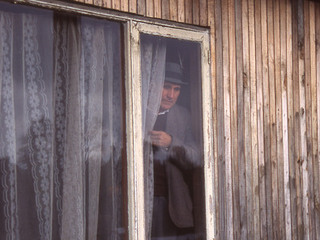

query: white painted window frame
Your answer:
[128,22,215,240]
[9,1,216,239]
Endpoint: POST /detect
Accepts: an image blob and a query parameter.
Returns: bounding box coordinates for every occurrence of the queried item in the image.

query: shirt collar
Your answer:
[158,109,170,115]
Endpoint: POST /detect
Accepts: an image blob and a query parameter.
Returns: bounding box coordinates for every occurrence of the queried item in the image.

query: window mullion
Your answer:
[126,21,147,240]
[201,36,216,240]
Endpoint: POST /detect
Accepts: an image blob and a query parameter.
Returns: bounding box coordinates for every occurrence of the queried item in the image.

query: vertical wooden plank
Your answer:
[154,0,162,18]
[242,0,253,238]
[185,0,193,24]
[162,0,170,20]
[228,0,240,238]
[312,3,320,239]
[221,0,233,238]
[200,0,208,26]
[234,0,248,239]
[274,0,286,239]
[146,0,154,17]
[177,0,185,23]
[267,0,278,239]
[104,0,112,9]
[93,0,103,7]
[287,0,299,239]
[207,0,219,238]
[298,0,310,238]
[120,0,129,12]
[112,0,121,10]
[291,0,302,239]
[260,0,271,239]
[248,0,260,238]
[280,0,292,239]
[85,0,94,5]
[169,0,178,21]
[309,1,319,239]
[129,0,137,13]
[254,0,267,239]
[214,0,225,239]
[316,3,320,238]
[286,1,297,240]
[304,1,315,239]
[137,0,145,15]
[193,0,200,25]
[261,0,273,239]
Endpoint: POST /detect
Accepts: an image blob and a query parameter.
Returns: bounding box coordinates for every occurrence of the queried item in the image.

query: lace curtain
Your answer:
[0,5,123,240]
[140,34,167,239]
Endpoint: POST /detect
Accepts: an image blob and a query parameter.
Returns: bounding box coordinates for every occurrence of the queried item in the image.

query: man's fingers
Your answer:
[149,131,171,147]
[150,130,161,136]
[150,131,163,139]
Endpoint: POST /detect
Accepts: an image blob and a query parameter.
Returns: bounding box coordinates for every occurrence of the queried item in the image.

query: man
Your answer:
[150,62,201,240]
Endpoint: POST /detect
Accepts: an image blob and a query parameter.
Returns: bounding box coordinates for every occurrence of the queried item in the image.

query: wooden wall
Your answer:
[73,0,320,239]
[212,1,320,239]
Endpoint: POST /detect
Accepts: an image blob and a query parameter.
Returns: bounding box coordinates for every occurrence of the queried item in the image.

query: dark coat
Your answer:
[163,104,201,228]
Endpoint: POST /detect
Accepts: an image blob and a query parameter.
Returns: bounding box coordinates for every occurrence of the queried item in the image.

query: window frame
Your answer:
[129,22,215,240]
[4,1,215,239]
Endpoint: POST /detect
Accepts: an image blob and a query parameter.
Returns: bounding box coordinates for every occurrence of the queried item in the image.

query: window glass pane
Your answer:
[141,34,205,240]
[0,2,125,239]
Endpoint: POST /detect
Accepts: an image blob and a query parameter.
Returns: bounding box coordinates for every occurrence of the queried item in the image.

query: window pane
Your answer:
[0,3,125,239]
[141,34,205,240]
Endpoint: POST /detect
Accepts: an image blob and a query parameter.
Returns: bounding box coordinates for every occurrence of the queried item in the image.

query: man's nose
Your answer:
[167,89,174,98]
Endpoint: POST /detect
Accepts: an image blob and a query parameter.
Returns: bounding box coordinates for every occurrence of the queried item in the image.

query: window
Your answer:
[130,23,214,240]
[0,1,214,240]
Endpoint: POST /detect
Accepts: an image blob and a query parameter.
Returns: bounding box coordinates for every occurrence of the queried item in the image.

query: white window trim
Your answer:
[9,1,216,239]
[129,22,215,240]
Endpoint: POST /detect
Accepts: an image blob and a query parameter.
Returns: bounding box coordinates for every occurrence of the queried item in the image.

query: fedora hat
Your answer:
[165,62,187,85]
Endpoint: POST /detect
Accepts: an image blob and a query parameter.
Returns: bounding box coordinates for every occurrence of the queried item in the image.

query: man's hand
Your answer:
[150,131,172,148]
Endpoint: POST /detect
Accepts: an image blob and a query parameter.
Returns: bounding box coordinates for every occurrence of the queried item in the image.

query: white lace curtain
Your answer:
[0,7,123,240]
[140,34,167,239]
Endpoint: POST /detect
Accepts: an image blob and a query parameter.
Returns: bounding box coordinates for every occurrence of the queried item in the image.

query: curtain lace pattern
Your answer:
[0,12,20,240]
[24,14,53,240]
[0,5,123,240]
[140,35,166,239]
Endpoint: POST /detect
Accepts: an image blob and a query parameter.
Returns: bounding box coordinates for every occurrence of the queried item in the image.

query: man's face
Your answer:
[160,82,181,111]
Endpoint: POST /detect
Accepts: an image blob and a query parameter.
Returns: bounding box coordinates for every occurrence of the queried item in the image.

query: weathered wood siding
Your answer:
[73,0,320,239]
